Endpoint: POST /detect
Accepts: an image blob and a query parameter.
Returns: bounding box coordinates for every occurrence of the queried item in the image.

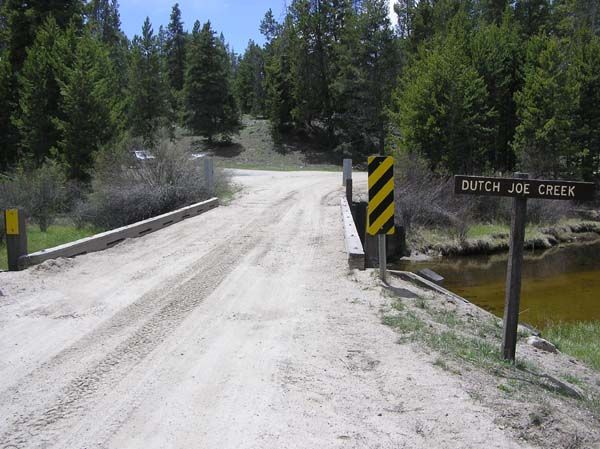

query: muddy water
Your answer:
[396,240,600,329]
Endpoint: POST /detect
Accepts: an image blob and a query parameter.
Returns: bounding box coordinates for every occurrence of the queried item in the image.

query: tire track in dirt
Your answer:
[0,191,300,449]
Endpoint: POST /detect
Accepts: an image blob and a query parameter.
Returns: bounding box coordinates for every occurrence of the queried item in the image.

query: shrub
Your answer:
[77,133,214,229]
[0,161,68,232]
[394,153,573,235]
[394,154,475,234]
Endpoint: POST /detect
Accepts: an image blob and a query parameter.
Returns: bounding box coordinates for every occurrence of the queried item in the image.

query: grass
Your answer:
[0,223,99,270]
[381,298,596,403]
[545,321,600,371]
[411,218,600,257]
[466,223,509,239]
[179,117,341,172]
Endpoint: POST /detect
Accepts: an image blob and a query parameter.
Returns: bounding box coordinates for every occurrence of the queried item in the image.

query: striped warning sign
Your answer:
[367,156,395,236]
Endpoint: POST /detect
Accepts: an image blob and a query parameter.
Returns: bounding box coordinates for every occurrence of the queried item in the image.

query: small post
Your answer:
[501,172,529,361]
[343,158,352,186]
[204,157,215,196]
[4,208,28,271]
[346,178,352,205]
[378,234,387,283]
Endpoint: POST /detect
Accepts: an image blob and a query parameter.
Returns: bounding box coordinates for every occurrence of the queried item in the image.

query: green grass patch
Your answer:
[382,311,424,336]
[0,224,99,270]
[545,321,600,371]
[467,223,509,239]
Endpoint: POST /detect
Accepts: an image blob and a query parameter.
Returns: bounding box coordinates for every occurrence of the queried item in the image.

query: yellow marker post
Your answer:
[4,208,28,271]
[5,209,20,235]
[367,156,395,282]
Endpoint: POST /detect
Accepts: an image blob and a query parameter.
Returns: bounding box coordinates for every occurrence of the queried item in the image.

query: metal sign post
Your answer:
[455,173,595,361]
[367,156,395,283]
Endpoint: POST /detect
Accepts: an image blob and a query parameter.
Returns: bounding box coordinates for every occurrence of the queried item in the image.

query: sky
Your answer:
[118,0,397,54]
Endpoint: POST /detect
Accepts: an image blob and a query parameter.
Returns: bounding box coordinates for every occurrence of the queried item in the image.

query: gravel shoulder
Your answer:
[0,170,532,449]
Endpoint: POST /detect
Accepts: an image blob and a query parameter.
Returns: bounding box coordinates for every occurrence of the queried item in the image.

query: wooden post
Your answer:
[204,157,214,196]
[501,172,529,361]
[378,234,387,283]
[4,208,28,271]
[346,178,352,205]
[343,158,352,186]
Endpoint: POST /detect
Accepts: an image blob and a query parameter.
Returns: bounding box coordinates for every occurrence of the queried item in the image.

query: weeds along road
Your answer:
[0,170,531,449]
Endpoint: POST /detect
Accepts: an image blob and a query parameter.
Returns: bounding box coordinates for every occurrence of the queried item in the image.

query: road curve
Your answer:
[0,170,530,449]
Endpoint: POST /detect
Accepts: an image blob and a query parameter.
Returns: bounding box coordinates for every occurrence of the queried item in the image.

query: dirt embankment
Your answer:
[0,169,591,449]
[381,272,600,449]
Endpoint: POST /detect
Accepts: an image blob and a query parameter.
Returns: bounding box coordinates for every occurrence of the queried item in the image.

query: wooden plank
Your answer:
[455,175,595,201]
[417,268,444,285]
[340,197,365,270]
[20,198,219,268]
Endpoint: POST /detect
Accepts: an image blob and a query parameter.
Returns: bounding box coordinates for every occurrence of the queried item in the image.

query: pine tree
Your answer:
[260,8,281,44]
[0,0,83,168]
[515,0,551,36]
[127,17,171,146]
[14,18,73,163]
[56,31,119,181]
[394,0,416,38]
[571,31,600,181]
[264,15,295,139]
[334,0,399,155]
[165,3,186,92]
[390,25,497,174]
[235,40,266,116]
[470,9,523,171]
[183,21,240,142]
[87,0,121,47]
[514,35,580,177]
[0,51,17,168]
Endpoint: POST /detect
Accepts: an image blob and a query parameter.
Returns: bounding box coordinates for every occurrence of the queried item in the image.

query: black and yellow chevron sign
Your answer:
[367,156,395,236]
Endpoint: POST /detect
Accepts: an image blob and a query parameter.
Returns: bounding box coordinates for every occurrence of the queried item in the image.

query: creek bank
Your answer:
[381,271,600,448]
[408,220,600,258]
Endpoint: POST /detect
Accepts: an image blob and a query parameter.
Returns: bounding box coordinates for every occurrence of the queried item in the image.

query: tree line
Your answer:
[241,0,599,181]
[0,1,240,181]
[1,0,599,185]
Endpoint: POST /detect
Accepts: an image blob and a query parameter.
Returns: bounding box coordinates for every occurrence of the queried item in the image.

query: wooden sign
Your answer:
[455,175,595,201]
[367,156,395,236]
[455,173,595,362]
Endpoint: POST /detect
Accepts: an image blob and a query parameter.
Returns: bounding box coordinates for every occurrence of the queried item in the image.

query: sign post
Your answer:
[502,173,528,361]
[203,157,214,196]
[367,156,395,283]
[4,208,28,271]
[455,174,595,361]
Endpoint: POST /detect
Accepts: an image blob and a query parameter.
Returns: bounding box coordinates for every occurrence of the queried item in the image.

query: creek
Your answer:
[396,240,600,329]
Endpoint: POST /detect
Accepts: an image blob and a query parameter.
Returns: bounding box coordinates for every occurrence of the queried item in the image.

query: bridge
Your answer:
[0,170,534,449]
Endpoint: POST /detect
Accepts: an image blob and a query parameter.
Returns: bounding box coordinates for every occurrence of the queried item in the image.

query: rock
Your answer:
[527,336,558,353]
[518,323,541,337]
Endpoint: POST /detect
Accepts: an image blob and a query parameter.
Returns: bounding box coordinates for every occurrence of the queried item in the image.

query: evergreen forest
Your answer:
[1,0,599,198]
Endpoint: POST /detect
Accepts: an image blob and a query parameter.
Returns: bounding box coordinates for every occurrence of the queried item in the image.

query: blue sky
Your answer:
[119,0,289,53]
[118,0,396,53]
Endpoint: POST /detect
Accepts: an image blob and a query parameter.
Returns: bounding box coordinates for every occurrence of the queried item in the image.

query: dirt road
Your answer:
[0,170,530,449]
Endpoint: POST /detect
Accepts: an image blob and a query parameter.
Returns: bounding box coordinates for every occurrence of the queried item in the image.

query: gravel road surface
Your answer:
[0,170,531,448]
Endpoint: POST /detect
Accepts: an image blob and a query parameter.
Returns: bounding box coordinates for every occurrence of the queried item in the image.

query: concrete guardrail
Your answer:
[340,197,365,270]
[19,197,219,268]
